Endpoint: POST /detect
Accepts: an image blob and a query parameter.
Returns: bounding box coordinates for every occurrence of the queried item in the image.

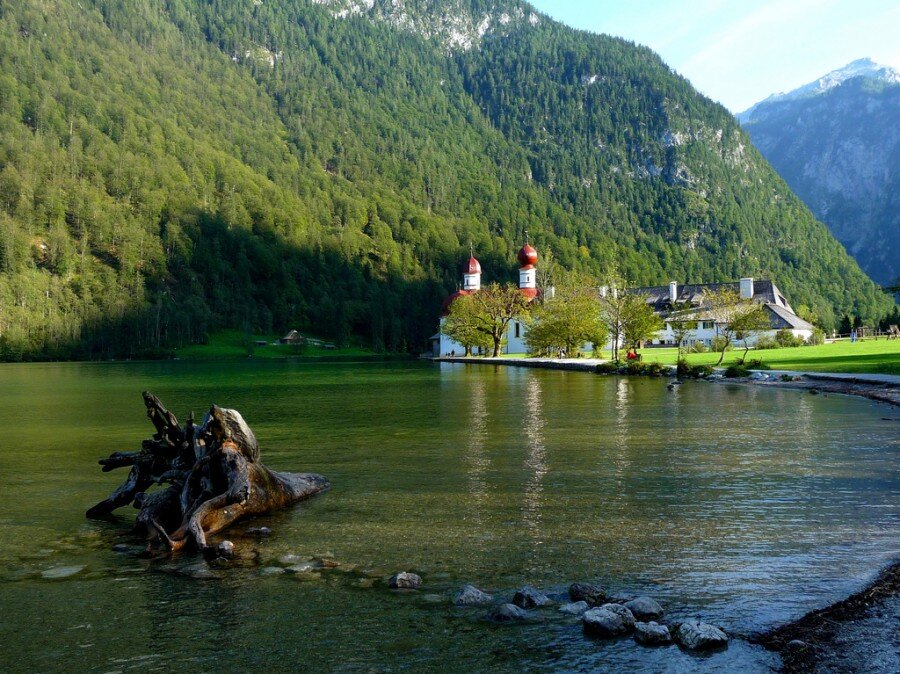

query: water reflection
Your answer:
[522,375,547,546]
[464,376,490,532]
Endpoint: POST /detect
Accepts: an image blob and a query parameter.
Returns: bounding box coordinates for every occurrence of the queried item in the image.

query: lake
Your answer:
[0,360,897,672]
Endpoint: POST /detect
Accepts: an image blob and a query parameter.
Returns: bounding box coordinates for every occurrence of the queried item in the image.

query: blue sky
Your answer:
[528,0,900,112]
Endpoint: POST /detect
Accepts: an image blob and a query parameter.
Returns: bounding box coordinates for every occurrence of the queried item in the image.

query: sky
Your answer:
[527,0,900,112]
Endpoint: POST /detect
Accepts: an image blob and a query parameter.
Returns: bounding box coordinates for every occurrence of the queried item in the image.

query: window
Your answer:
[514,322,521,338]
[701,321,715,330]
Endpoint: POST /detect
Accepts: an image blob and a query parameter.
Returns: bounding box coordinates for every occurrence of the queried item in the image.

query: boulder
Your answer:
[512,585,553,609]
[582,607,630,637]
[388,571,422,590]
[624,596,663,621]
[598,603,635,629]
[676,619,728,651]
[453,584,493,606]
[558,601,589,616]
[568,582,607,605]
[634,621,672,645]
[486,603,529,623]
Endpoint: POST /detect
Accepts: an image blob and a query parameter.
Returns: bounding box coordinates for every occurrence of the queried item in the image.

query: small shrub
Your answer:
[725,363,750,378]
[775,329,804,348]
[645,361,668,377]
[688,342,707,353]
[743,359,771,370]
[755,336,778,350]
[596,362,619,375]
[807,329,825,346]
[678,359,714,378]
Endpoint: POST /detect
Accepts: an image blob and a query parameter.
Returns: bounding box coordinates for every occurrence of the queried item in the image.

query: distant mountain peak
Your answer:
[738,57,900,122]
[312,0,542,51]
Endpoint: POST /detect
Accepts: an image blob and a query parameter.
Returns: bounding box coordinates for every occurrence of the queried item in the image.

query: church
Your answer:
[433,242,540,357]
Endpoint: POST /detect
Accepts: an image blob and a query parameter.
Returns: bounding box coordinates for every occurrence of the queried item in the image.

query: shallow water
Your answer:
[0,360,897,673]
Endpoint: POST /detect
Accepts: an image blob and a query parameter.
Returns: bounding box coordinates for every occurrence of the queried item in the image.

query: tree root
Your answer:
[87,393,330,555]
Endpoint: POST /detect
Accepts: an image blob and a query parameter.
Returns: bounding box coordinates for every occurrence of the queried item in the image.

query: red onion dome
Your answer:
[464,256,482,275]
[441,289,472,316]
[517,244,538,267]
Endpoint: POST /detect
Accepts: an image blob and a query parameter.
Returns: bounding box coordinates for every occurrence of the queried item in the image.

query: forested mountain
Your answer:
[0,1,892,360]
[739,59,900,286]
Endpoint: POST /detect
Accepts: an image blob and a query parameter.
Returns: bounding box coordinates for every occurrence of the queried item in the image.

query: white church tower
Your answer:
[437,253,483,356]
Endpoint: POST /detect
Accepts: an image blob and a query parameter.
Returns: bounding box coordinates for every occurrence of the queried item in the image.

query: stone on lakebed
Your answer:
[634,621,672,645]
[676,619,728,651]
[582,607,631,638]
[486,603,530,623]
[558,601,589,615]
[453,584,493,606]
[568,582,607,605]
[512,585,553,609]
[624,596,663,621]
[388,572,422,590]
[41,565,85,580]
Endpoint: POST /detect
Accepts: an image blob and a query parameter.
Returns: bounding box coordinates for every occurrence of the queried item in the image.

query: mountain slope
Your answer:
[0,1,892,359]
[739,59,900,285]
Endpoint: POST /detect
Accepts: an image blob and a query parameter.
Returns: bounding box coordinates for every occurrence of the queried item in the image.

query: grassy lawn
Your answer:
[493,339,900,375]
[175,330,374,360]
[636,339,900,376]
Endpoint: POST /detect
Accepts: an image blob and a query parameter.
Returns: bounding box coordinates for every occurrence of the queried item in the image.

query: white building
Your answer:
[636,278,815,348]
[433,243,539,356]
[433,245,814,355]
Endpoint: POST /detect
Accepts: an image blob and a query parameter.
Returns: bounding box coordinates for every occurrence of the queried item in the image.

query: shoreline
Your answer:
[752,560,900,673]
[436,356,900,408]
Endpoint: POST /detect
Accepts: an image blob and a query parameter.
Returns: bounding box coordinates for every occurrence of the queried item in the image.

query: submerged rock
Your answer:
[41,565,85,580]
[569,582,607,605]
[248,526,272,536]
[582,607,630,637]
[513,585,553,609]
[454,584,493,606]
[676,619,728,650]
[486,603,529,623]
[634,621,672,645]
[624,596,663,621]
[559,601,589,615]
[388,572,422,590]
[259,566,286,576]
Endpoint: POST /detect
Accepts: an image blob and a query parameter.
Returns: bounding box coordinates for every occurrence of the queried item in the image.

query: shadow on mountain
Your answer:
[9,209,451,361]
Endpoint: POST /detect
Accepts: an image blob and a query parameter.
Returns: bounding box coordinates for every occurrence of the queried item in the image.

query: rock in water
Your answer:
[388,572,422,590]
[513,585,553,609]
[597,603,636,630]
[41,565,85,580]
[582,607,629,637]
[634,621,672,645]
[568,582,607,605]
[676,619,728,650]
[624,596,663,621]
[216,540,235,559]
[559,601,590,615]
[486,603,529,623]
[453,584,493,606]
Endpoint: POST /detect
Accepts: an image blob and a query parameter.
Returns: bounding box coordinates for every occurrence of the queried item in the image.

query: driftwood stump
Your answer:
[87,393,330,554]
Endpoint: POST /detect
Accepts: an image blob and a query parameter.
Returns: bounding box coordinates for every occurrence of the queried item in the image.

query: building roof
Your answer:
[766,303,815,331]
[440,289,472,316]
[464,256,482,275]
[517,244,538,267]
[632,279,795,313]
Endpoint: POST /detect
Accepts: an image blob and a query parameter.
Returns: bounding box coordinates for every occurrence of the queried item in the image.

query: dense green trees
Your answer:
[0,0,893,360]
[525,276,608,356]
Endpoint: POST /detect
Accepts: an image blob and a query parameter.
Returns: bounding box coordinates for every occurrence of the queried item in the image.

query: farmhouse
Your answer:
[435,247,814,356]
[634,278,815,348]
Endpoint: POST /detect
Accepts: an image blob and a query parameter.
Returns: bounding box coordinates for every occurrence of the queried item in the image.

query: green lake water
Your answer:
[0,360,897,673]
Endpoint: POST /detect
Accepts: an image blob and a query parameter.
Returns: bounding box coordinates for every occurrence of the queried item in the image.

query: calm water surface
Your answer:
[0,361,897,673]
